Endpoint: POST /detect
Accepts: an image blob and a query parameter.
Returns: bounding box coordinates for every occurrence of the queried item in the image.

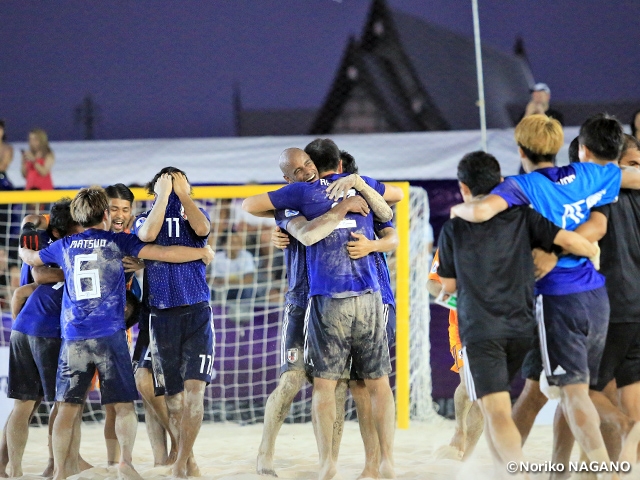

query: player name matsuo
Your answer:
[69,239,107,249]
[508,461,631,474]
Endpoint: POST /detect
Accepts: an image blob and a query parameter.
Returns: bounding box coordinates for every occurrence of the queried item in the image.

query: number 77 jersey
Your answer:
[133,193,211,309]
[38,229,147,340]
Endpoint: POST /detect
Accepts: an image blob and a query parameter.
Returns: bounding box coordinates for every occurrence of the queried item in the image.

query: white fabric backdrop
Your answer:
[3,127,580,188]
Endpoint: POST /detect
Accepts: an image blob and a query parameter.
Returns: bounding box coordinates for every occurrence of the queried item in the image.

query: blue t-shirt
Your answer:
[492,162,621,295]
[374,220,395,307]
[133,193,210,309]
[38,229,146,340]
[268,173,385,298]
[20,230,55,286]
[275,209,309,309]
[13,282,64,338]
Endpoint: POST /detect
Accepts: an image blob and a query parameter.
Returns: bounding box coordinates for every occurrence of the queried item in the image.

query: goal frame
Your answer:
[0,181,412,428]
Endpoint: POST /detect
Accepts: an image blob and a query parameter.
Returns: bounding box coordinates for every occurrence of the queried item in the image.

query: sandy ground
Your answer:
[11,419,639,479]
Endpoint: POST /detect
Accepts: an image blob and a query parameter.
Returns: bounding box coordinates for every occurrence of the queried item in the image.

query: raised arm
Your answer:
[11,283,37,320]
[19,248,45,267]
[347,226,398,260]
[242,193,276,217]
[382,184,404,205]
[172,172,210,236]
[326,174,392,222]
[136,173,172,242]
[450,194,509,223]
[33,153,55,176]
[138,244,215,265]
[286,196,371,247]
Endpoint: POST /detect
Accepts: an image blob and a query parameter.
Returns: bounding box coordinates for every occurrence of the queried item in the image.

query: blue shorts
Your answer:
[280,303,307,375]
[56,330,138,405]
[8,331,61,402]
[305,292,391,381]
[537,288,610,387]
[149,302,215,396]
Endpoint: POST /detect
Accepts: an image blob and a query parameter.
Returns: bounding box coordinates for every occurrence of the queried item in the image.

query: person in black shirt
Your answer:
[438,151,598,474]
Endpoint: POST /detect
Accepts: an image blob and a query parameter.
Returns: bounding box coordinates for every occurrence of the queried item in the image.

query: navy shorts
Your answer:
[132,312,153,371]
[149,302,215,396]
[304,292,391,381]
[56,330,138,405]
[592,323,640,391]
[8,331,61,402]
[521,327,543,381]
[280,303,306,375]
[462,337,533,401]
[537,288,610,387]
[350,303,396,381]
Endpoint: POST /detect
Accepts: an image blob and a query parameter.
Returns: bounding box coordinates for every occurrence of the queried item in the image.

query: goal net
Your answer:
[0,185,435,427]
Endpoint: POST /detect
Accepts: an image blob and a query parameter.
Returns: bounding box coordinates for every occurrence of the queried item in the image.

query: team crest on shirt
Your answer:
[180,205,188,220]
[287,348,299,363]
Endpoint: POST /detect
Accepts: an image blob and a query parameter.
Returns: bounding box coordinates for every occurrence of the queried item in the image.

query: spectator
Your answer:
[211,231,256,301]
[631,108,640,141]
[21,128,55,190]
[0,120,14,190]
[521,83,564,126]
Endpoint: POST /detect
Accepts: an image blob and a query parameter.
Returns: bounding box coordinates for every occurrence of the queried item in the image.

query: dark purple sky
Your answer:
[1,0,638,141]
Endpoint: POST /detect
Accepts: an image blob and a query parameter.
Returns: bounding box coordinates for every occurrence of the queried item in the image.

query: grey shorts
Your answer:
[304,291,391,381]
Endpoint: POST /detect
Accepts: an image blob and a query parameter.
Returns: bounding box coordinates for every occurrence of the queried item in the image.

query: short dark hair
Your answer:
[304,139,340,174]
[568,136,580,163]
[621,134,640,158]
[340,150,358,174]
[579,113,624,161]
[457,151,501,197]
[48,198,79,238]
[105,183,134,203]
[632,109,640,139]
[146,166,189,195]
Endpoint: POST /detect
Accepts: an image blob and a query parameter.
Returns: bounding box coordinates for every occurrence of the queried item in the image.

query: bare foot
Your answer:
[118,460,144,480]
[357,466,379,479]
[172,461,188,479]
[52,467,69,480]
[166,449,177,466]
[42,459,55,478]
[620,422,640,465]
[433,444,464,461]
[79,456,93,472]
[8,466,23,478]
[379,459,395,479]
[257,453,278,477]
[318,461,337,480]
[187,456,201,477]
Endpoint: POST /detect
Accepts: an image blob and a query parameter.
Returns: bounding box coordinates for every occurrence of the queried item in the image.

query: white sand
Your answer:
[12,419,636,479]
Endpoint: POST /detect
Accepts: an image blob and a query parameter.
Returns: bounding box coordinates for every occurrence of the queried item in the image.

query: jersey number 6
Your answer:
[74,254,101,300]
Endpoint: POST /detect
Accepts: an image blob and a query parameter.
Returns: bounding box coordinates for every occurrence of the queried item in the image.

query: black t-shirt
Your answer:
[438,206,560,344]
[593,189,640,323]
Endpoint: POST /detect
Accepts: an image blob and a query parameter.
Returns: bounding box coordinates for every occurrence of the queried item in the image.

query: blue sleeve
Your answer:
[131,212,148,236]
[199,208,211,222]
[268,184,304,211]
[274,209,303,231]
[575,162,622,207]
[375,220,394,231]
[362,176,386,196]
[38,240,63,266]
[491,177,531,207]
[114,232,146,258]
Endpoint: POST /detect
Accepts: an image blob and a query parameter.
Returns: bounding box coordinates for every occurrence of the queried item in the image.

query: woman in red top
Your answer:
[21,128,54,190]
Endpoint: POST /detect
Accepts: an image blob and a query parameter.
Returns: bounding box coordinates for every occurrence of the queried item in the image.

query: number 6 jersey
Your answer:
[38,228,146,340]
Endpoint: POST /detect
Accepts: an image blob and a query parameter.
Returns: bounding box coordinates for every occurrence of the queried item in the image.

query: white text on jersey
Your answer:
[70,239,107,249]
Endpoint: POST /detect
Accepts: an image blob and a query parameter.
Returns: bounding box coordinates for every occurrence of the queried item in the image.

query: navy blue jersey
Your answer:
[374,220,395,307]
[13,282,64,338]
[492,162,621,295]
[268,173,385,298]
[39,229,145,340]
[133,193,210,309]
[20,230,55,286]
[275,209,309,309]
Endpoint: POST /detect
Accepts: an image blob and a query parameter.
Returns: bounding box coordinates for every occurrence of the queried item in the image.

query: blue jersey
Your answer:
[275,209,309,309]
[268,173,385,298]
[492,162,621,295]
[20,230,55,286]
[13,282,64,338]
[374,220,395,307]
[133,193,210,309]
[38,229,146,340]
